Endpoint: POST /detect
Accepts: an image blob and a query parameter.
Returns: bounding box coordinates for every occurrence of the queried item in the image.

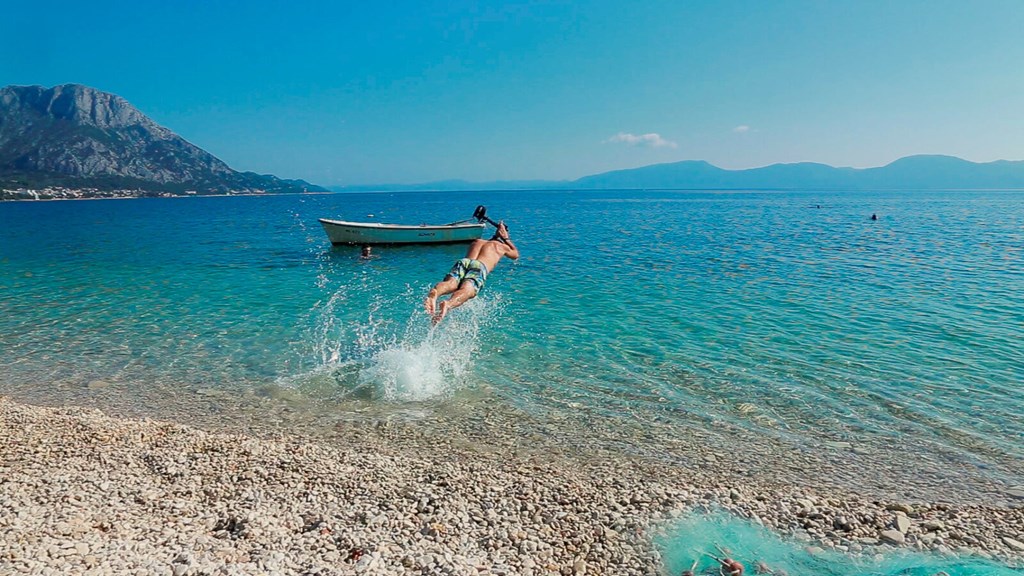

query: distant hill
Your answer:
[0,84,326,197]
[338,155,1024,192]
[571,155,1024,190]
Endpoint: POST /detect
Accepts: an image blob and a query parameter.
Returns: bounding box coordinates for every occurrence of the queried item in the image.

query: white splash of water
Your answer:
[284,278,504,403]
[366,345,447,401]
[361,297,498,401]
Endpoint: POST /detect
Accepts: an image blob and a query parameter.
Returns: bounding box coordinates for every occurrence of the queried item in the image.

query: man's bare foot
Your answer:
[424,292,437,315]
[431,300,450,325]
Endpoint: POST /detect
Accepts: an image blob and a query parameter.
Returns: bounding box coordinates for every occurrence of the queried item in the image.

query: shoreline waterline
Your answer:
[2,369,1022,507]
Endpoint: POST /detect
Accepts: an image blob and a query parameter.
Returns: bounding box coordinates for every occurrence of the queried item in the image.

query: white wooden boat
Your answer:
[319,218,486,245]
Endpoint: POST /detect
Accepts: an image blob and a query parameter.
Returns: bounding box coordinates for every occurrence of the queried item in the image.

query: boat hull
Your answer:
[319,218,486,245]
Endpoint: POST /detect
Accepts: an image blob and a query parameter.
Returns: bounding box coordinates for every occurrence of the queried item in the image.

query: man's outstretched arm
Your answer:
[502,236,520,260]
[497,222,520,259]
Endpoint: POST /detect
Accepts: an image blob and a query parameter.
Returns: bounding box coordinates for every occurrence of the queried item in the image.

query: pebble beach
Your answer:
[3,394,1023,576]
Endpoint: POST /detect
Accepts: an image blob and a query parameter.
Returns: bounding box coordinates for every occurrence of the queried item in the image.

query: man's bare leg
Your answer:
[425,278,458,315]
[433,285,477,325]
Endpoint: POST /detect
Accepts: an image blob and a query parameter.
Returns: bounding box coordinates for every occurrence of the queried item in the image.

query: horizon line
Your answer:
[330,154,1024,188]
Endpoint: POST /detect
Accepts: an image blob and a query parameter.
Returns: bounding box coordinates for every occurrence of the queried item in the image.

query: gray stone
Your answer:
[825,441,851,450]
[885,503,914,514]
[1002,537,1024,552]
[880,530,906,545]
[894,514,911,534]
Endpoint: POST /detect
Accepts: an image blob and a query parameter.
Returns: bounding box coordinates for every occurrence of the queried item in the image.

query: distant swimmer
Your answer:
[871,213,878,220]
[360,245,373,259]
[424,221,519,325]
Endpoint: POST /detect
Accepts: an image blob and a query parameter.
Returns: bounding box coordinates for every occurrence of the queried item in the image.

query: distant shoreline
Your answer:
[0,190,338,202]
[5,188,1024,203]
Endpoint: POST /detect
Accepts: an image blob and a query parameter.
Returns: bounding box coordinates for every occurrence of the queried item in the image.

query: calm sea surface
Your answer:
[1,190,1022,489]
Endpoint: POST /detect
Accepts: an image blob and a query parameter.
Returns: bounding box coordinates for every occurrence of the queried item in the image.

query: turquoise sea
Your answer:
[2,189,1022,500]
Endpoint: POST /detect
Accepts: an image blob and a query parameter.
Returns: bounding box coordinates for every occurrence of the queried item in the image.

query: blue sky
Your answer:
[2,1,1023,185]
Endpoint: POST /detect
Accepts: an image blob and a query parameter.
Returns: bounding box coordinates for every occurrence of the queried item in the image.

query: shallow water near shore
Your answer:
[1,189,1022,502]
[658,511,1024,576]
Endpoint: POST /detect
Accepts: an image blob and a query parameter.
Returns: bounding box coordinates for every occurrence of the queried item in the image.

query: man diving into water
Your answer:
[424,221,519,324]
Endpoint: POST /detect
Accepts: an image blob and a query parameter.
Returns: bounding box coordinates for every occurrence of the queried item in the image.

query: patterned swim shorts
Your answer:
[445,258,488,291]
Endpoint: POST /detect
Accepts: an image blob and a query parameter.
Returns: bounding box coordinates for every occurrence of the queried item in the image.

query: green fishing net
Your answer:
[657,511,1023,576]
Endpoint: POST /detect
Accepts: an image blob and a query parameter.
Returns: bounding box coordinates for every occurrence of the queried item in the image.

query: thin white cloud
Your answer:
[733,125,750,133]
[604,132,677,149]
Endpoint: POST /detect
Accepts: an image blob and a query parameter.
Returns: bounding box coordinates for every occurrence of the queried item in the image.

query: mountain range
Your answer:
[0,84,324,197]
[338,155,1024,192]
[3,84,1023,199]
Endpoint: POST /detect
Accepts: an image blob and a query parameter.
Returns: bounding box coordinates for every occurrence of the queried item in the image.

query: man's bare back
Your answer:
[424,221,519,324]
[462,238,507,274]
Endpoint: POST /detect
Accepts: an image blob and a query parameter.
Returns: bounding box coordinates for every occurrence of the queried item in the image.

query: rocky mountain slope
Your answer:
[0,84,324,196]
